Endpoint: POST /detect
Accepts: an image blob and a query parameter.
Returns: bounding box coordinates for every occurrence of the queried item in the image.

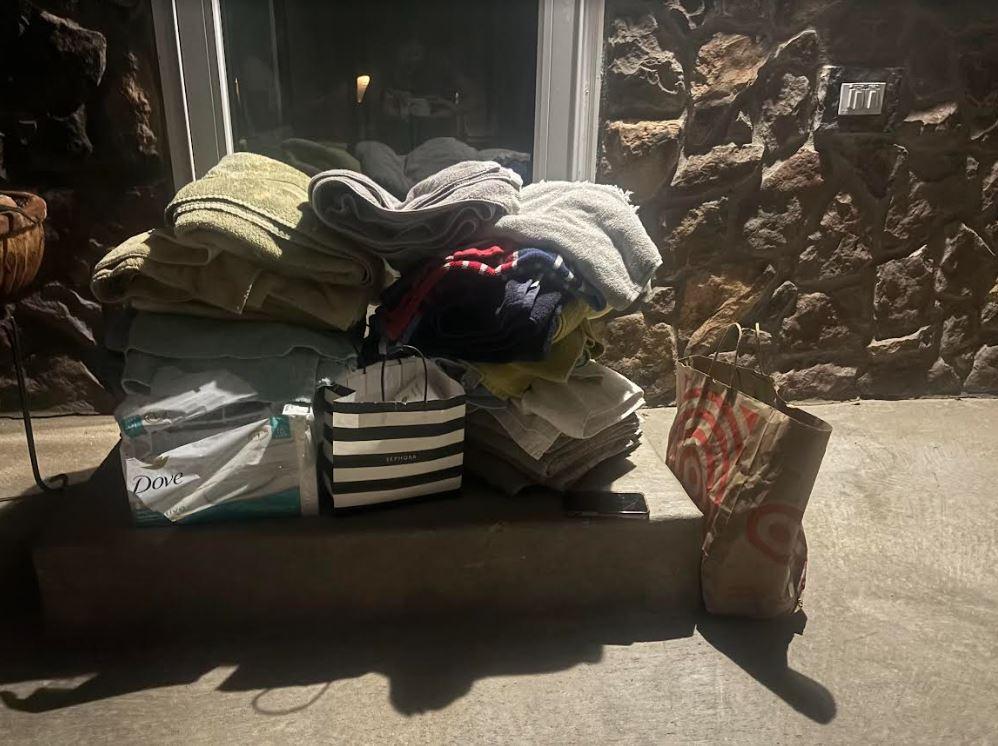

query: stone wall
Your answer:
[597,0,998,403]
[0,0,170,412]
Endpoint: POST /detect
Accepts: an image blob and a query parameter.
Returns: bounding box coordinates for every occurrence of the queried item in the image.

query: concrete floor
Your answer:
[1,400,997,743]
[0,415,120,497]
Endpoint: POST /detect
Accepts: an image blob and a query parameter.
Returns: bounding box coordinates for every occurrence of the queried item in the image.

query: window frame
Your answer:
[151,0,604,189]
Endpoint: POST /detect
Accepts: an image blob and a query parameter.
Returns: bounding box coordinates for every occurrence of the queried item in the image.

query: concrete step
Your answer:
[33,410,702,636]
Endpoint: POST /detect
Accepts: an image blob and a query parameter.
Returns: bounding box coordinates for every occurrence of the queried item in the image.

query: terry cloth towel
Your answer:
[308,160,522,267]
[355,137,532,199]
[486,361,645,459]
[121,312,357,404]
[439,245,605,310]
[484,181,661,310]
[92,229,371,330]
[166,152,384,291]
[474,300,602,399]
[280,138,362,176]
[465,410,642,495]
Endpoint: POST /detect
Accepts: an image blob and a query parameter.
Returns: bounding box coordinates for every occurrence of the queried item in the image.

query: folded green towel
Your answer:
[91,229,370,330]
[167,152,383,289]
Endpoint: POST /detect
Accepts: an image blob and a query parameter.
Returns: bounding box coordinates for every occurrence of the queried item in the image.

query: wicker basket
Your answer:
[0,190,47,299]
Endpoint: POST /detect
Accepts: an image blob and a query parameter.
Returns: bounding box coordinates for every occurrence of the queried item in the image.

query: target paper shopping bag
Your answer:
[665,326,832,617]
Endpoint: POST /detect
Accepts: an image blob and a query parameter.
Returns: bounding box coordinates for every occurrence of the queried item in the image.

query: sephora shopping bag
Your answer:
[666,325,832,617]
[319,347,466,509]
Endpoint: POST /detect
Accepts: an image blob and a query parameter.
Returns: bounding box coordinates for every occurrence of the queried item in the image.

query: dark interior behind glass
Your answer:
[219,0,538,193]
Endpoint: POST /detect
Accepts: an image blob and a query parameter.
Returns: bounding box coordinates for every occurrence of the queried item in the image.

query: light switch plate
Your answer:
[838,82,886,116]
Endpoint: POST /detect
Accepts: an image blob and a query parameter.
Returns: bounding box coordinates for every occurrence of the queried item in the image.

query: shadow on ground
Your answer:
[697,613,836,724]
[0,467,99,608]
[0,609,835,721]
[0,431,835,724]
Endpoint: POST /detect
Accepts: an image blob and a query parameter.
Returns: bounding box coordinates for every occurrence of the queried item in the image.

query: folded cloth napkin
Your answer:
[120,312,357,404]
[465,410,642,494]
[308,160,522,267]
[484,361,645,459]
[483,181,661,311]
[92,229,371,329]
[167,152,384,290]
[280,138,362,176]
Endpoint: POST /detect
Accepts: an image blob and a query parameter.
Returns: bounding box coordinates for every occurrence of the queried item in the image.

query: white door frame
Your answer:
[151,0,604,189]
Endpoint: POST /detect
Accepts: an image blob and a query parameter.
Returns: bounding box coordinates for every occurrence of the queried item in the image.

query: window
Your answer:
[151,0,603,190]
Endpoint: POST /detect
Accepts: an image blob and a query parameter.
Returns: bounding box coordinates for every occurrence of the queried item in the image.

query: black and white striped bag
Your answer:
[319,351,466,509]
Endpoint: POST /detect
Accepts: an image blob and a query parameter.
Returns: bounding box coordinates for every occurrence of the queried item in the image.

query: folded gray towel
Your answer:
[466,409,642,493]
[485,181,661,310]
[122,312,357,404]
[308,160,522,267]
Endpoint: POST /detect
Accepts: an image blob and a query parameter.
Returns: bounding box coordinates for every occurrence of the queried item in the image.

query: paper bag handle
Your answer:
[707,323,745,379]
[380,344,429,403]
[707,322,765,378]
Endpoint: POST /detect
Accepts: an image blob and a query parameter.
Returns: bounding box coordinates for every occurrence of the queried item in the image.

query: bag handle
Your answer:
[706,322,766,375]
[380,344,429,403]
[706,323,750,391]
[707,323,744,379]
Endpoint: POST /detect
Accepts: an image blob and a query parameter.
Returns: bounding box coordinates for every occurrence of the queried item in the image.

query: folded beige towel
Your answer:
[92,229,369,330]
[465,409,642,493]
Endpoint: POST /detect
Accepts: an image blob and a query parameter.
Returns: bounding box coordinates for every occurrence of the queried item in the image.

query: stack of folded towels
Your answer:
[310,164,662,495]
[94,153,383,330]
[93,153,382,404]
[92,153,386,521]
[94,151,663,521]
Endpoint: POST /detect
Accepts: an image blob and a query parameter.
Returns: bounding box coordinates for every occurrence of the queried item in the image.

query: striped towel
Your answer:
[441,246,606,310]
[319,357,466,508]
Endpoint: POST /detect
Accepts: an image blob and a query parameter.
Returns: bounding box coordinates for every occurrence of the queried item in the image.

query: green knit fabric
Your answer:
[92,228,371,330]
[166,152,383,288]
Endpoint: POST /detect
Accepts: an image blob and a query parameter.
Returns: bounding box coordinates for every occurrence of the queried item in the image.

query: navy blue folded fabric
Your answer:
[408,276,562,363]
[368,268,565,364]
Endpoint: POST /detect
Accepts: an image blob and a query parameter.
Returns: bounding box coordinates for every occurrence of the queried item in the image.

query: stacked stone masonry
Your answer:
[598,0,998,403]
[0,0,170,412]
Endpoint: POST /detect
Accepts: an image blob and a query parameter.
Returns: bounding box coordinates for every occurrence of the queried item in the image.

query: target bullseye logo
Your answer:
[668,380,759,514]
[746,502,803,563]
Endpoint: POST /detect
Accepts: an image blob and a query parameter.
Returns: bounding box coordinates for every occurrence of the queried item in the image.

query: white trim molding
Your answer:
[533,0,605,182]
[150,0,193,189]
[151,0,233,186]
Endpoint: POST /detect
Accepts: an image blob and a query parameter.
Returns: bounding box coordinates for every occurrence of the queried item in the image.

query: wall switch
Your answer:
[838,82,886,115]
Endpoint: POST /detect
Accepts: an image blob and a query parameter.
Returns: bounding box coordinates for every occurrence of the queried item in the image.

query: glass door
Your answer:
[151,0,603,190]
[218,0,537,194]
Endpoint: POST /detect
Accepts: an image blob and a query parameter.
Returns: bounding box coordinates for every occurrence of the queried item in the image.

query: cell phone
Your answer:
[563,491,649,520]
